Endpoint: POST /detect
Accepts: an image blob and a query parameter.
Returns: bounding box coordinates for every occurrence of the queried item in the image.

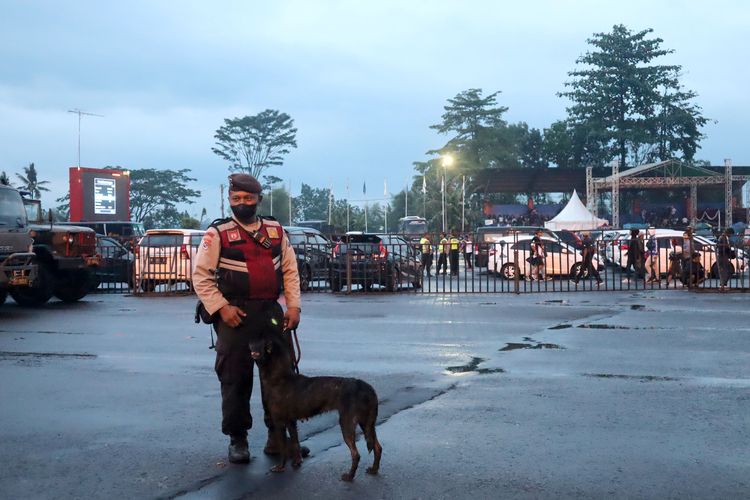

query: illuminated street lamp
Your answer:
[441,154,454,232]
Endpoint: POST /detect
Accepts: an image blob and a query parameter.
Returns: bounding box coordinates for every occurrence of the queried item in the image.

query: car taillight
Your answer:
[181,244,190,259]
[379,242,388,258]
[489,248,496,256]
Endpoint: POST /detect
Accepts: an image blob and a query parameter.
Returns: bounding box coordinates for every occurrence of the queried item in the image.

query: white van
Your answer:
[133,229,205,292]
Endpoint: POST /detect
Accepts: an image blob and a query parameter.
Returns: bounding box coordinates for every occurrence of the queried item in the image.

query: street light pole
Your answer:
[441,154,454,233]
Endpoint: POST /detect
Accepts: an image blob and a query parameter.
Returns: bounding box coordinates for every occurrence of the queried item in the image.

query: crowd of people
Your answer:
[418,231,474,277]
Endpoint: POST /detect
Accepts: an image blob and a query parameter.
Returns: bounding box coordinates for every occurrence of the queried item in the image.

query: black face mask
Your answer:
[231,204,257,223]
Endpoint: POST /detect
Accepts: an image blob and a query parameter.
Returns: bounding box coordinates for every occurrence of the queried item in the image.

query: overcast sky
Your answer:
[1,0,748,219]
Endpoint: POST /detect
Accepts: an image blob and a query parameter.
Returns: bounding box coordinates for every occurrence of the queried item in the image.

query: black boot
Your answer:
[228,435,250,464]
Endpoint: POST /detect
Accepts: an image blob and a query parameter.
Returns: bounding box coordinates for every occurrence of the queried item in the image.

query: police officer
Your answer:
[193,173,302,464]
[449,231,460,276]
[436,232,448,275]
[419,232,433,277]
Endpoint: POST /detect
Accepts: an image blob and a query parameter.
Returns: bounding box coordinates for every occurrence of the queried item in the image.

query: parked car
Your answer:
[474,226,555,267]
[553,230,583,251]
[133,229,205,291]
[330,233,422,292]
[618,229,747,280]
[284,226,332,291]
[488,235,586,279]
[95,235,134,287]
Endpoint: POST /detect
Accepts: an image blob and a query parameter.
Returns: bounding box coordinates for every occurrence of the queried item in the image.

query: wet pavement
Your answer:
[0,290,749,499]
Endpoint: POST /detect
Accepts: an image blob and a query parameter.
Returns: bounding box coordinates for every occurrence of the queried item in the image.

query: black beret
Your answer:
[228,173,262,193]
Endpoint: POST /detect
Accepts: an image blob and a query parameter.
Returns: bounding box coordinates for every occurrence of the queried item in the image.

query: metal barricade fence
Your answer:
[92,236,135,294]
[99,230,748,296]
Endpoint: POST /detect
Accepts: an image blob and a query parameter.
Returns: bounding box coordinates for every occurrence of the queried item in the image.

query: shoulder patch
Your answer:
[267,226,280,239]
[227,228,241,242]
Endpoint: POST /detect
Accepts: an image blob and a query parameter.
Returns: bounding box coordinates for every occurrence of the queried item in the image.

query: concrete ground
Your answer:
[0,289,748,499]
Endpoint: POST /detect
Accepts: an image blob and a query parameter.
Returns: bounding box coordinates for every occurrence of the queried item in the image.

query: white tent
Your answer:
[544,190,608,231]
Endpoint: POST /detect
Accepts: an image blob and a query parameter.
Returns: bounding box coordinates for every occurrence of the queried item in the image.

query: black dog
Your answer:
[250,334,382,481]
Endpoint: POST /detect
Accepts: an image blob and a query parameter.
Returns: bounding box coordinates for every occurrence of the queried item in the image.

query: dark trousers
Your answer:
[718,256,731,286]
[449,250,459,275]
[214,300,284,437]
[463,252,473,269]
[625,254,645,278]
[575,254,600,282]
[437,253,448,274]
[421,253,433,275]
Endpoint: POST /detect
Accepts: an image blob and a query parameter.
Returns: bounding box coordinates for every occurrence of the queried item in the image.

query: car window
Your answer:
[189,234,204,247]
[141,234,183,247]
[657,238,672,249]
[545,242,564,253]
[289,234,305,245]
[513,241,531,251]
[312,234,328,246]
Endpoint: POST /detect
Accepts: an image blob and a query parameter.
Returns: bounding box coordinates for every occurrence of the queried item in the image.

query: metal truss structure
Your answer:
[586,159,750,229]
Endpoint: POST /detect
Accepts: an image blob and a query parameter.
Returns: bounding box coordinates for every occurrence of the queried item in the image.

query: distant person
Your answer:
[529,230,550,281]
[572,231,602,286]
[461,234,474,271]
[419,232,434,277]
[717,228,735,291]
[645,228,659,283]
[449,231,460,276]
[436,232,448,275]
[681,229,693,284]
[624,229,645,280]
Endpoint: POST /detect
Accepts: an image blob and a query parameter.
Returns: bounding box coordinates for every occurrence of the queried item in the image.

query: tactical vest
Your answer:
[212,217,284,301]
[420,237,432,254]
[449,237,460,251]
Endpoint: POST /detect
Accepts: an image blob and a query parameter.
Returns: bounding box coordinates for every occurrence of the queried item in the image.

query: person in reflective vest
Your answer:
[193,173,302,465]
[419,233,433,277]
[449,231,460,275]
[436,232,448,275]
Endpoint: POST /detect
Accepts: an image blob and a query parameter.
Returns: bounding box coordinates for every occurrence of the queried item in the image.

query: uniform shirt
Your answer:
[439,237,449,254]
[449,237,460,251]
[419,237,432,254]
[193,216,301,315]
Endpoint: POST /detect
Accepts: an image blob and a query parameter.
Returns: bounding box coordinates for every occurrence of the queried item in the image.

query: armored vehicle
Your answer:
[0,185,100,306]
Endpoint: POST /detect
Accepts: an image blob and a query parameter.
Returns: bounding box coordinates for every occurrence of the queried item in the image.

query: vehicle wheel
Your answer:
[53,270,95,303]
[330,275,341,292]
[299,265,311,292]
[9,266,54,306]
[0,289,7,306]
[570,262,585,278]
[500,263,519,280]
[10,285,54,306]
[140,280,156,292]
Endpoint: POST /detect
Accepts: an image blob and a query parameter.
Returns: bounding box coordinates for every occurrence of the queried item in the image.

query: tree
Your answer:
[55,193,70,221]
[294,183,331,222]
[560,24,708,168]
[212,110,298,179]
[15,163,50,198]
[129,168,201,225]
[0,171,11,186]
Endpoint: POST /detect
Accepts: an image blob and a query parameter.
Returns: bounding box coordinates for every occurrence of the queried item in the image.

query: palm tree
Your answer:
[0,171,12,186]
[15,163,50,198]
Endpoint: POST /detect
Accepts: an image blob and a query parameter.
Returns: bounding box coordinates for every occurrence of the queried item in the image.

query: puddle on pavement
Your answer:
[584,373,679,382]
[478,302,497,306]
[578,324,632,330]
[500,341,564,351]
[630,304,645,310]
[548,323,572,330]
[0,351,96,360]
[446,356,504,375]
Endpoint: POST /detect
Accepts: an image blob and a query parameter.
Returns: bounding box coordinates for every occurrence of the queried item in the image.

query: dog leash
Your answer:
[285,327,301,374]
